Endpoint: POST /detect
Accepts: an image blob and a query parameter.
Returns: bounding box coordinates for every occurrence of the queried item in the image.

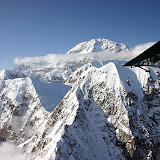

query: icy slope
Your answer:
[66,38,129,54]
[20,61,160,160]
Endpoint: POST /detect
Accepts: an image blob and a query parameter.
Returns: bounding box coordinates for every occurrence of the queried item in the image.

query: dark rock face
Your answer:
[0,78,49,146]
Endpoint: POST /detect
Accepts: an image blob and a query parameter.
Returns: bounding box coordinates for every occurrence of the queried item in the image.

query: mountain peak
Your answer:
[66,38,129,54]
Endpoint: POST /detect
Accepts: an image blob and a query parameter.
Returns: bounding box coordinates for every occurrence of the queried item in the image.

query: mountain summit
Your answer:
[66,38,129,54]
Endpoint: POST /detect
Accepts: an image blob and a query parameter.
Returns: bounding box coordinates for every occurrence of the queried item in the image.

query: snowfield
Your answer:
[0,39,159,160]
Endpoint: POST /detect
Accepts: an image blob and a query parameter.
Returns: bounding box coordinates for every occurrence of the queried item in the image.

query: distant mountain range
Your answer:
[14,38,130,83]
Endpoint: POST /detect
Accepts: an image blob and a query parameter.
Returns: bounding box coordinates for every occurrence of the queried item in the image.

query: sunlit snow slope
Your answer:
[0,40,159,160]
[67,38,129,54]
[18,62,160,160]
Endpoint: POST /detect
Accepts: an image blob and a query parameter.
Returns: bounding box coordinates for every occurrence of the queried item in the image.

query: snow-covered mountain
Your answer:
[0,39,160,160]
[66,38,129,54]
[14,39,129,83]
[15,58,91,83]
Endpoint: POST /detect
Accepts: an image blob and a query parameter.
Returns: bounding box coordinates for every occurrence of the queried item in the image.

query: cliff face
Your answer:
[0,77,49,145]
[54,62,160,160]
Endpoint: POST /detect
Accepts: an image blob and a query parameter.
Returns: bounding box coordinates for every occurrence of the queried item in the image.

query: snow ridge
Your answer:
[8,62,160,160]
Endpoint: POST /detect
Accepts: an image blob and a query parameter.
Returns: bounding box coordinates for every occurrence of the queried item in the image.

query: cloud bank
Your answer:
[14,42,155,67]
[0,142,26,160]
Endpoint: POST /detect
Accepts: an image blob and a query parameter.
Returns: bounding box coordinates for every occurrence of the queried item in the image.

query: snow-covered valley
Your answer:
[0,39,159,160]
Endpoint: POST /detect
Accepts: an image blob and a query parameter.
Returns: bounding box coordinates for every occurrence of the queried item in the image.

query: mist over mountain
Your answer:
[14,39,155,83]
[0,39,159,160]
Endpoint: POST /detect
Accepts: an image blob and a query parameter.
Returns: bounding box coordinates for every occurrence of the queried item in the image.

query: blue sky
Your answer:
[0,0,160,70]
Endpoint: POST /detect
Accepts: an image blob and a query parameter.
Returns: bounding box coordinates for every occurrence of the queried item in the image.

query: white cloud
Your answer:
[128,42,156,59]
[0,142,26,160]
[0,58,16,71]
[14,42,156,67]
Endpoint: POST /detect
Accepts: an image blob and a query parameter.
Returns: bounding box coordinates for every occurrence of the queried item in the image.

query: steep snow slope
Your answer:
[31,78,70,112]
[0,76,70,148]
[66,38,129,54]
[19,62,160,160]
[0,77,49,145]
